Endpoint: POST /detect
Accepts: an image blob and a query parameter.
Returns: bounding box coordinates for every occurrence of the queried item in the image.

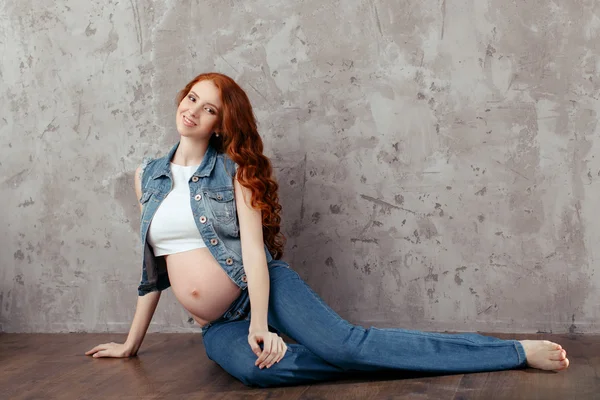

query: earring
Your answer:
[215,132,220,137]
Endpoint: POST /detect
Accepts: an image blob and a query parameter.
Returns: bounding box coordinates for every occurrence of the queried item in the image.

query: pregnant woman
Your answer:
[86,72,569,388]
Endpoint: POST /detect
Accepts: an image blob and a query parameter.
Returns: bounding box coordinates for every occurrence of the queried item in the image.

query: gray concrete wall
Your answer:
[1,0,599,333]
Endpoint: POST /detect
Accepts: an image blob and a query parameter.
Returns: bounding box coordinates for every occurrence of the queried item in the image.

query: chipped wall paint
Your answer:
[1,0,599,333]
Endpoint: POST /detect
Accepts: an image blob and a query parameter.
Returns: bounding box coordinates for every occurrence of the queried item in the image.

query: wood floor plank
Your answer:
[1,332,598,399]
[452,372,490,398]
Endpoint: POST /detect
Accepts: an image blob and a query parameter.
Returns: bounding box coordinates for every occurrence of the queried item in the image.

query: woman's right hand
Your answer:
[85,342,136,358]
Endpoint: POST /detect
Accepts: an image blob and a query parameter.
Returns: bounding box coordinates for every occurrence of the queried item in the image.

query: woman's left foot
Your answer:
[519,340,569,371]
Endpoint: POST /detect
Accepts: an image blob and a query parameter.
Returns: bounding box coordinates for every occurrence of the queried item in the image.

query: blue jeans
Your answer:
[201,261,527,388]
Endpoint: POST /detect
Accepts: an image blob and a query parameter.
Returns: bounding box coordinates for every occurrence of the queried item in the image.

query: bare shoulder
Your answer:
[234,174,253,207]
[134,166,143,199]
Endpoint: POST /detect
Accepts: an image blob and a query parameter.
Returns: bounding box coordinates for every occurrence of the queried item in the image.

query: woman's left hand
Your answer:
[248,329,287,369]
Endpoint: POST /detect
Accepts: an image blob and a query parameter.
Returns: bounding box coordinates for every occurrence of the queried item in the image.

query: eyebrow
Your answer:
[190,91,220,111]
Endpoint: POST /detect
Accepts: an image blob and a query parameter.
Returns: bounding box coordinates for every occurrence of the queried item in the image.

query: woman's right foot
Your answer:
[519,340,570,371]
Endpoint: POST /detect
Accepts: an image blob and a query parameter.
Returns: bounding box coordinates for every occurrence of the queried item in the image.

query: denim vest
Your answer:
[137,141,274,296]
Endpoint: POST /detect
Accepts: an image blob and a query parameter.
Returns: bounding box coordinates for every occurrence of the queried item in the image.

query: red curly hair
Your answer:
[176,72,285,260]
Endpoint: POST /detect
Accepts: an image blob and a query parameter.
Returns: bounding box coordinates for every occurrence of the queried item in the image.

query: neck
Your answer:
[172,136,208,166]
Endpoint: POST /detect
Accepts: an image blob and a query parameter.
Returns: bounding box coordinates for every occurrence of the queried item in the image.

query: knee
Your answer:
[221,357,285,388]
[316,327,366,369]
[204,337,274,387]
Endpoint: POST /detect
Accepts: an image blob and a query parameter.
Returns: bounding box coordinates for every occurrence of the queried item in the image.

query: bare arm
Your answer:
[234,173,288,369]
[234,176,269,332]
[122,290,161,355]
[86,166,160,358]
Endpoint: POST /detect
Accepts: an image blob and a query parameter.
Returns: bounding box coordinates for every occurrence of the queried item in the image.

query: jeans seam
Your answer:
[370,327,477,345]
[513,341,526,366]
[288,346,310,354]
[514,342,522,364]
[295,276,343,323]
[371,327,521,347]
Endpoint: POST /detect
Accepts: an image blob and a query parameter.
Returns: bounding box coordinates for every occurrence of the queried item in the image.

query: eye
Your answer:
[205,108,215,115]
[188,94,196,102]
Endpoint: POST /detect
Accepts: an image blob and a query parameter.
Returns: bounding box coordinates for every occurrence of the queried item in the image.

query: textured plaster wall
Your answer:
[1,0,599,333]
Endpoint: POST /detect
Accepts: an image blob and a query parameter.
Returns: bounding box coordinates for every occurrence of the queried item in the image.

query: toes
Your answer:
[557,358,570,370]
[549,350,566,361]
[555,358,569,371]
[547,341,561,350]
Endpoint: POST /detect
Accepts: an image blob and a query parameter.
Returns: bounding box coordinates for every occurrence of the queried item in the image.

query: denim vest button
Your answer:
[191,176,199,182]
[194,194,202,201]
[199,216,207,223]
[225,258,233,265]
[210,238,218,245]
[241,275,247,283]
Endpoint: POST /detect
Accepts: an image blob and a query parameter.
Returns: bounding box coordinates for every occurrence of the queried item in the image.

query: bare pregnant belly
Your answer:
[165,248,242,327]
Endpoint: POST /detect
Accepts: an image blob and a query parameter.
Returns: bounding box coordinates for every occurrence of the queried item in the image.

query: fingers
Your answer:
[249,337,262,358]
[260,337,279,369]
[249,332,288,369]
[272,338,285,364]
[85,342,123,358]
[85,343,110,356]
[276,340,288,363]
[251,335,266,366]
[271,340,284,365]
[93,350,108,358]
[255,334,274,368]
[269,338,286,366]
[258,335,287,369]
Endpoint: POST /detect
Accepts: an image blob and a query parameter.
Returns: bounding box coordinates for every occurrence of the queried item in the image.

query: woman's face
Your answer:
[176,79,223,139]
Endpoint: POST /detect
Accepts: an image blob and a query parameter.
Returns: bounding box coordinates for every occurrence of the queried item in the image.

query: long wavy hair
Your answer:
[175,72,285,260]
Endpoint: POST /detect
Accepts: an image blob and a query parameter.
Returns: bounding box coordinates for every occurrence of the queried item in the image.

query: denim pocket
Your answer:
[140,189,158,217]
[205,189,235,222]
[139,190,153,204]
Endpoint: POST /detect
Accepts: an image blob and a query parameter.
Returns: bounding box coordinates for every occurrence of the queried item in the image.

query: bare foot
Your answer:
[519,340,569,371]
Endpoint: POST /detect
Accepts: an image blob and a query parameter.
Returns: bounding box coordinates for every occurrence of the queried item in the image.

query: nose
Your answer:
[190,103,203,117]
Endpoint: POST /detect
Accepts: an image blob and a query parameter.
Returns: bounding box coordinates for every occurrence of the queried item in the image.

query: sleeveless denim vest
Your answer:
[137,141,274,296]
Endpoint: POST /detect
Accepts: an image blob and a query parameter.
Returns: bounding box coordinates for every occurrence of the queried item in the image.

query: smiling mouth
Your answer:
[183,115,196,127]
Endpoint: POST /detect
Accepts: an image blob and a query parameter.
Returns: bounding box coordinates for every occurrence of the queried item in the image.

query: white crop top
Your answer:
[147,162,207,256]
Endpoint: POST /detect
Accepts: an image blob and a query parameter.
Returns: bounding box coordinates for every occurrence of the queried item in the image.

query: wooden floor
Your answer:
[1,332,598,399]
